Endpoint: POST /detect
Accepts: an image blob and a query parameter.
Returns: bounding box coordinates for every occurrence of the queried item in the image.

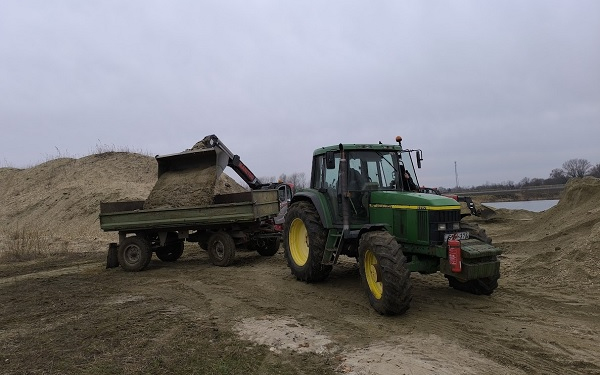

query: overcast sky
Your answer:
[1,1,598,188]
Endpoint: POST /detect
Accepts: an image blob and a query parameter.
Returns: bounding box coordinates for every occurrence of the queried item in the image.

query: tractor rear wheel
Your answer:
[207,231,236,267]
[283,201,332,282]
[358,231,412,315]
[446,274,499,295]
[118,235,152,272]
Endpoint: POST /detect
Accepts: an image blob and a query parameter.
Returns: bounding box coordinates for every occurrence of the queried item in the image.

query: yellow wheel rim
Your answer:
[364,249,382,299]
[289,218,309,266]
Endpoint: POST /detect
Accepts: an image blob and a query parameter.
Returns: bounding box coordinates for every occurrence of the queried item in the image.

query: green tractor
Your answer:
[283,137,501,315]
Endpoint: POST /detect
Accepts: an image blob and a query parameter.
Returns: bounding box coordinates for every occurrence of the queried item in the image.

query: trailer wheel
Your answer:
[358,231,412,315]
[118,236,152,272]
[207,232,236,266]
[446,274,499,295]
[155,241,184,262]
[251,237,281,256]
[283,201,332,282]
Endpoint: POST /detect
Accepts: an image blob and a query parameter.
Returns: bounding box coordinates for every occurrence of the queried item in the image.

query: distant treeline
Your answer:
[441,158,600,193]
[263,159,600,193]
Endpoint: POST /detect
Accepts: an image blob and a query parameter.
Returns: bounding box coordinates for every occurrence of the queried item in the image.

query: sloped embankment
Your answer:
[0,151,248,246]
[0,153,157,242]
[492,177,600,286]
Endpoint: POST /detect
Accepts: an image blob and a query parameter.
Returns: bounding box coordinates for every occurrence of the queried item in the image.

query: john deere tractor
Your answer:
[283,137,501,315]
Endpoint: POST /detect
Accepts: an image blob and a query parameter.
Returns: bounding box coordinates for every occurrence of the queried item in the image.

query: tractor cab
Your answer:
[310,142,423,223]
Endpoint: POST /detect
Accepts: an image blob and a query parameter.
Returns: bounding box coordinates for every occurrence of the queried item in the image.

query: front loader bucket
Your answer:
[479,205,497,220]
[156,147,227,179]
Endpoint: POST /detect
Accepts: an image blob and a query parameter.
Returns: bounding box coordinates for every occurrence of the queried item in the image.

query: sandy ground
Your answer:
[1,154,599,374]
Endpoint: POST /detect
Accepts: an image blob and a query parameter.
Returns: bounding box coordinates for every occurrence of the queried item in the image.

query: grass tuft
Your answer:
[0,227,56,262]
[92,140,151,156]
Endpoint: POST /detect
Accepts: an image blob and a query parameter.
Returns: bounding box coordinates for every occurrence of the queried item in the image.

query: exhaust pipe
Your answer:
[339,144,350,233]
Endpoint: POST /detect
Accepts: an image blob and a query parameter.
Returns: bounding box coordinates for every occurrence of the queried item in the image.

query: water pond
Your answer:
[482,199,559,212]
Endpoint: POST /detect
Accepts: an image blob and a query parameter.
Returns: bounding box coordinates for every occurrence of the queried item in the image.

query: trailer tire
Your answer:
[283,201,332,282]
[118,236,152,272]
[155,241,184,262]
[251,237,281,256]
[446,274,499,295]
[358,231,412,315]
[207,232,236,267]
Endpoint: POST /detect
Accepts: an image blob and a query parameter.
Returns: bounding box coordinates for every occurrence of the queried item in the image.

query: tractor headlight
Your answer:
[452,222,460,230]
[437,223,446,231]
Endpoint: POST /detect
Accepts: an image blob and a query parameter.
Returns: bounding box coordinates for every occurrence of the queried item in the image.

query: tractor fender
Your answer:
[357,224,391,239]
[290,190,333,228]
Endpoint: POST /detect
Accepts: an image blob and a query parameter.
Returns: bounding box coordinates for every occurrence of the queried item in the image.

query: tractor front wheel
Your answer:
[283,201,332,282]
[358,231,412,315]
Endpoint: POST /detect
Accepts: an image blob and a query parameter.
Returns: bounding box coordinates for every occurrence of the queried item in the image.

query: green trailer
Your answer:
[100,190,281,271]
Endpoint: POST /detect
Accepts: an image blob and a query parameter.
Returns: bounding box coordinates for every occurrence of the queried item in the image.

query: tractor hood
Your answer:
[369,191,460,209]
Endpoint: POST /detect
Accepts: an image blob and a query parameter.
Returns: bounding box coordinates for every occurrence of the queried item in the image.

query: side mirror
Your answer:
[326,151,336,169]
[416,150,423,169]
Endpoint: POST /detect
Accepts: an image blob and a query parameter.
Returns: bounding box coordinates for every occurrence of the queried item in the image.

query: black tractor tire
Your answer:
[283,201,332,282]
[358,231,412,315]
[117,236,152,272]
[207,231,236,267]
[251,237,281,257]
[446,274,499,295]
[460,222,492,244]
[155,241,184,262]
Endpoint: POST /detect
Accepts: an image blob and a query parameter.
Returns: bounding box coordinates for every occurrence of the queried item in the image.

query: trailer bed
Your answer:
[100,190,279,232]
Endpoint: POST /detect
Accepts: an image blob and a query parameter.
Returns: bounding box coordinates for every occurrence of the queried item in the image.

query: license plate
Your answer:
[444,232,469,241]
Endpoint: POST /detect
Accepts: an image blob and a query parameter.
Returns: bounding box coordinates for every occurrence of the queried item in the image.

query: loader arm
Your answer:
[202,135,263,190]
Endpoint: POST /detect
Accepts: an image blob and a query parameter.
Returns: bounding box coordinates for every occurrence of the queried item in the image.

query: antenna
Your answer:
[454,161,459,188]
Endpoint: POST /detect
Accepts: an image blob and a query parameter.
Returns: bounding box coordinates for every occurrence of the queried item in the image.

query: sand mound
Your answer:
[143,142,248,209]
[0,153,157,243]
[0,151,249,249]
[144,166,219,209]
[144,166,248,209]
[487,177,600,286]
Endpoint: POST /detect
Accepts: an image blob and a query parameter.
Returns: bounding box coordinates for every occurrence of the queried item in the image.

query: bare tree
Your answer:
[549,168,566,179]
[562,159,591,178]
[258,176,276,184]
[588,163,600,178]
[287,172,307,189]
[518,177,530,187]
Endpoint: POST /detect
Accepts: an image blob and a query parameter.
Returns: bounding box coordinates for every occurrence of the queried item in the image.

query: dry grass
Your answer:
[0,227,67,262]
[91,140,151,156]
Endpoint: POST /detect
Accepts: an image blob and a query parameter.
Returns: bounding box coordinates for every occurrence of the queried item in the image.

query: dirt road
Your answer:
[1,238,598,374]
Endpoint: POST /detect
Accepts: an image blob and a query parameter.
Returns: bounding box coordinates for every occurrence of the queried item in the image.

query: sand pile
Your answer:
[0,152,157,243]
[0,150,249,249]
[143,142,247,209]
[506,177,600,242]
[487,177,600,286]
[144,166,219,209]
[144,166,247,209]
